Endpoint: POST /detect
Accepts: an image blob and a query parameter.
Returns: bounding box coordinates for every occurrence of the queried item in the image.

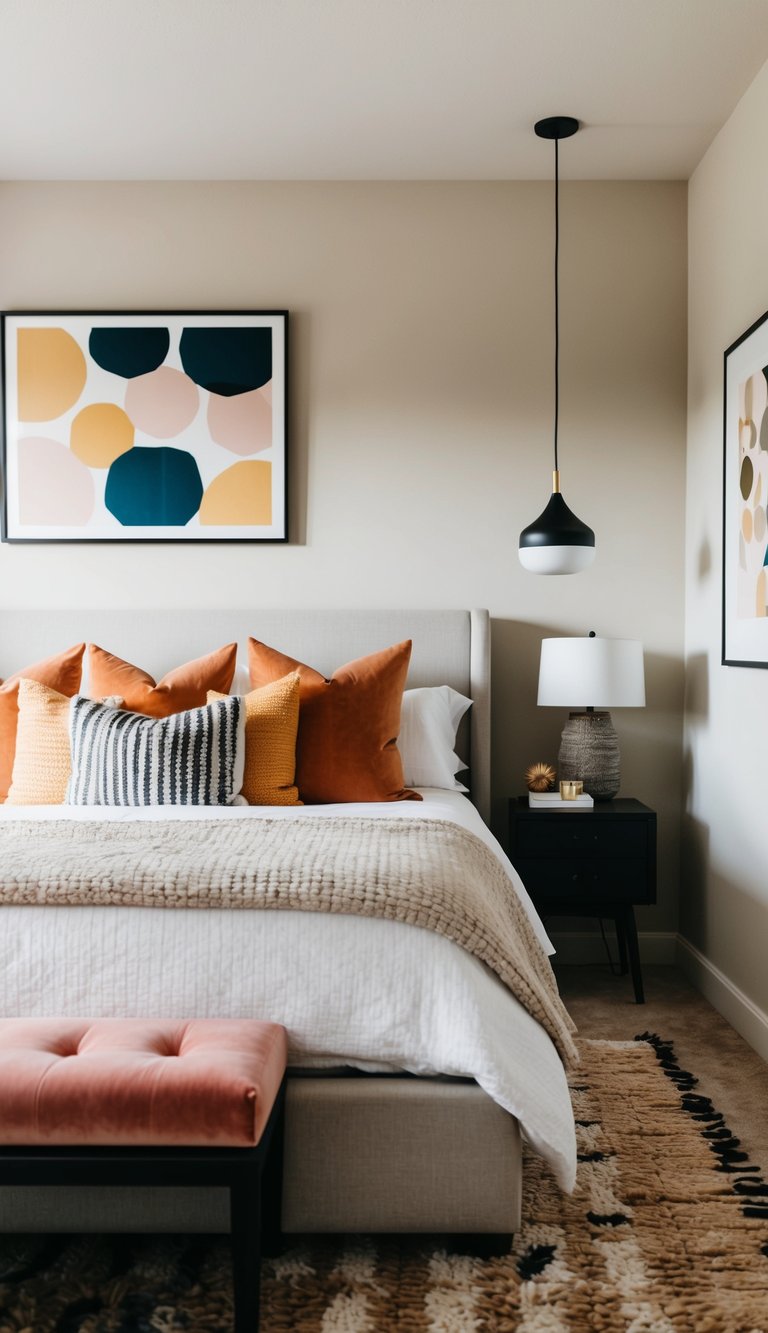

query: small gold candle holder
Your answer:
[559,780,583,800]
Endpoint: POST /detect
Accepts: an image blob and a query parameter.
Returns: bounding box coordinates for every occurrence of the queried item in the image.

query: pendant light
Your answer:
[519,116,595,575]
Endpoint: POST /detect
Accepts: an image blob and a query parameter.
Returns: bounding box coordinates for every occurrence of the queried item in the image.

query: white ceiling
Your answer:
[3,0,768,181]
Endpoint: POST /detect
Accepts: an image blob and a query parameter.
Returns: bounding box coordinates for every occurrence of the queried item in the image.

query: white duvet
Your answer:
[0,790,576,1189]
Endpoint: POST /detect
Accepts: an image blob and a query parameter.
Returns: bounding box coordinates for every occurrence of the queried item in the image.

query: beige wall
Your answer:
[685,61,768,1029]
[0,181,687,934]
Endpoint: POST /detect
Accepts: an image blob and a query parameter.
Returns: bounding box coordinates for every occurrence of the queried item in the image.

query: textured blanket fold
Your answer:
[0,816,577,1065]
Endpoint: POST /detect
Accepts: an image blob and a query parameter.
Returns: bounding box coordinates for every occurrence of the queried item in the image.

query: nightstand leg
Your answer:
[614,914,629,975]
[620,907,644,1004]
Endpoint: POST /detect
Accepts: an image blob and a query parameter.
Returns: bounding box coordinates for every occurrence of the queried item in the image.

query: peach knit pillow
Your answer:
[6,680,124,806]
[208,673,301,806]
[0,644,85,801]
[5,679,72,805]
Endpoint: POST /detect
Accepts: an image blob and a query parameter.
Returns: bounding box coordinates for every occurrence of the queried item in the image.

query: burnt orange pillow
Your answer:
[89,643,237,718]
[0,644,85,801]
[247,638,420,804]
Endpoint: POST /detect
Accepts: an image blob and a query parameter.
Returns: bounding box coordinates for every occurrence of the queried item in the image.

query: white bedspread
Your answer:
[0,790,576,1190]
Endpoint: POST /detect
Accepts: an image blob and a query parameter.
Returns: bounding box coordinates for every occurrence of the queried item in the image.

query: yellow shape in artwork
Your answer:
[17,328,87,422]
[199,461,272,526]
[71,402,135,468]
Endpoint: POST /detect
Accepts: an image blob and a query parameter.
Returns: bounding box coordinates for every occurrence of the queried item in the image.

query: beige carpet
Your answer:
[559,963,768,1169]
[1,1035,766,1332]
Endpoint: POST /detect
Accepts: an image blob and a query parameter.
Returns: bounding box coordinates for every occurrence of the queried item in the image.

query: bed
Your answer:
[0,608,575,1237]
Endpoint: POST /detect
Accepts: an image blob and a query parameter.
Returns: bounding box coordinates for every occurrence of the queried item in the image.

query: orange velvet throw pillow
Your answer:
[247,638,420,804]
[0,644,85,802]
[89,643,237,718]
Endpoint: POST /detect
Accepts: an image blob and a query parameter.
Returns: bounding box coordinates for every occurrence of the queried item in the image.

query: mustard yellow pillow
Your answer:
[6,678,72,805]
[208,673,301,806]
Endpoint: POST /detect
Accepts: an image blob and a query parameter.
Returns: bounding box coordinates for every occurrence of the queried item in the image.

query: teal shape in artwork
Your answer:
[105,447,203,526]
[89,327,170,379]
[180,327,272,395]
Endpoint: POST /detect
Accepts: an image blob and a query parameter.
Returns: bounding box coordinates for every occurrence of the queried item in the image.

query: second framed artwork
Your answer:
[1,310,288,542]
[723,308,768,667]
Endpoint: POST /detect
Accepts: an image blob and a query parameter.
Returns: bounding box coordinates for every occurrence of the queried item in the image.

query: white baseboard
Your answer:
[676,935,768,1065]
[550,929,768,1064]
[549,930,677,966]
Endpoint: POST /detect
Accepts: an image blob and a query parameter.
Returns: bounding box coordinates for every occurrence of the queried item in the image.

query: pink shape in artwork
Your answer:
[124,367,199,438]
[18,437,95,526]
[208,386,272,455]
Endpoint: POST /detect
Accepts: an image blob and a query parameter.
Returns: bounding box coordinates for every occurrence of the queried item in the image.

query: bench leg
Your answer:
[230,1169,262,1333]
[261,1088,286,1257]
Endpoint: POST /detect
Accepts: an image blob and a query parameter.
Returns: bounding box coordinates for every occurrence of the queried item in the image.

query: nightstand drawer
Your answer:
[515,857,650,903]
[515,816,647,859]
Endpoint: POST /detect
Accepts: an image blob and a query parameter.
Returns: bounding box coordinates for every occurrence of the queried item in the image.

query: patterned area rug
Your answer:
[1,1035,767,1332]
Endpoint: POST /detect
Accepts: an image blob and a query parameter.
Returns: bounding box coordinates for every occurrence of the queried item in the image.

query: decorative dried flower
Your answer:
[525,761,556,792]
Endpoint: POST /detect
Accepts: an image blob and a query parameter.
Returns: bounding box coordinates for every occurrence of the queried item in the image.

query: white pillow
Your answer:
[398,686,472,791]
[230,661,252,696]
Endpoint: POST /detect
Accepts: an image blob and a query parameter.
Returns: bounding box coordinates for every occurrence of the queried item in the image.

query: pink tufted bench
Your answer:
[0,1018,288,1332]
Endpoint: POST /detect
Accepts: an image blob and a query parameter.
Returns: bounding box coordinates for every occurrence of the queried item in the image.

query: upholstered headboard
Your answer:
[0,608,491,821]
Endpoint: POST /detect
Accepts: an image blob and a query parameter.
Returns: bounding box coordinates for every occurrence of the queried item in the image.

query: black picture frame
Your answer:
[722,307,768,667]
[1,310,288,543]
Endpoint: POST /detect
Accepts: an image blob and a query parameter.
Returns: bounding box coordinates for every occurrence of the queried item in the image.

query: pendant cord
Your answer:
[554,135,559,476]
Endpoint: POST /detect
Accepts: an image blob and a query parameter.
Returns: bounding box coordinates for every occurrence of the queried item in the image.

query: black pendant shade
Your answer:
[520,492,595,549]
[518,115,596,576]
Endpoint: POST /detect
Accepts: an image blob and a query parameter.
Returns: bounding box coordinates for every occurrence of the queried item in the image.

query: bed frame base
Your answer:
[0,1076,522,1236]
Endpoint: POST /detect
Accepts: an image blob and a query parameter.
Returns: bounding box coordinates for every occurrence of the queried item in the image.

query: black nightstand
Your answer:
[508,797,657,1003]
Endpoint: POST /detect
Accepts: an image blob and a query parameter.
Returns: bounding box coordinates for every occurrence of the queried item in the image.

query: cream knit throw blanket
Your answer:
[0,816,578,1065]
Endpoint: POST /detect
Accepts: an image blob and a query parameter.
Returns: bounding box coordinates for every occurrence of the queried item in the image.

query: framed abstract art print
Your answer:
[723,308,768,667]
[1,310,288,542]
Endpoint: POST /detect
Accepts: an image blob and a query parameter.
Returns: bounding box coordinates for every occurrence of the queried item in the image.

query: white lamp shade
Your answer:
[537,636,645,708]
[518,544,596,575]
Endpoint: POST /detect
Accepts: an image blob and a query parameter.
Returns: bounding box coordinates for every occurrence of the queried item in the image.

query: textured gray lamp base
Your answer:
[558,711,620,801]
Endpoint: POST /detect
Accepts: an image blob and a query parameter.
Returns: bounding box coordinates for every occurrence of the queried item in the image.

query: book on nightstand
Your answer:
[528,791,594,810]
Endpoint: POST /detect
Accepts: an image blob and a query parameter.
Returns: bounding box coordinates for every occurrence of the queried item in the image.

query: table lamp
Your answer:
[537,632,645,800]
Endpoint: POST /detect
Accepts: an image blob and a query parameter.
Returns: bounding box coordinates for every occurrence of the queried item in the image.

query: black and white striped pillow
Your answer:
[67,695,245,806]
